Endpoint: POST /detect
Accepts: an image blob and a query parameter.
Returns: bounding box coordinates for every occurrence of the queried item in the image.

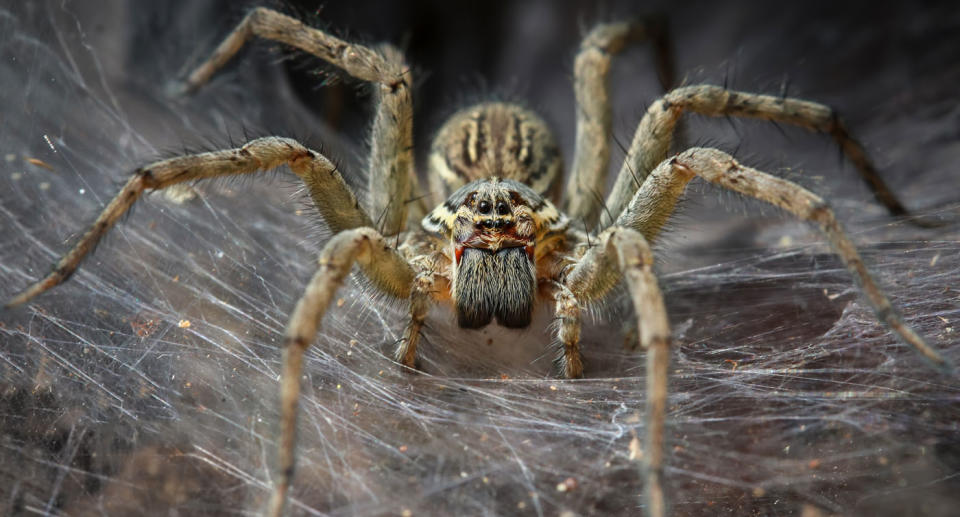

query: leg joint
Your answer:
[806,199,834,223]
[283,336,310,350]
[136,167,158,189]
[875,305,896,323]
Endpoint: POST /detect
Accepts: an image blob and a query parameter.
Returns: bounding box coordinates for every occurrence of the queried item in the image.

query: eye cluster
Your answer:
[475,198,513,230]
[477,199,511,216]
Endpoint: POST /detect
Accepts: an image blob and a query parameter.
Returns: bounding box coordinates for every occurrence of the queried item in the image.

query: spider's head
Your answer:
[423,178,567,329]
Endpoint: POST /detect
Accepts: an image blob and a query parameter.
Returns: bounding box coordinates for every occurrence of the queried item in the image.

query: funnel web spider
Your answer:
[7,7,951,517]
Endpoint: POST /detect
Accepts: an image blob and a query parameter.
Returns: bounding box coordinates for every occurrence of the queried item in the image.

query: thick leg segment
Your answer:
[676,148,948,368]
[185,8,401,88]
[364,44,416,235]
[185,7,416,235]
[565,227,671,517]
[393,272,436,370]
[565,19,673,226]
[614,157,695,242]
[640,147,950,370]
[554,286,583,379]
[270,227,414,517]
[616,230,671,517]
[6,137,370,307]
[602,84,920,230]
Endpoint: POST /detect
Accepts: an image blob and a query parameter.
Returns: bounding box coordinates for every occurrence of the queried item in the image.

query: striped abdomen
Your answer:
[427,102,563,201]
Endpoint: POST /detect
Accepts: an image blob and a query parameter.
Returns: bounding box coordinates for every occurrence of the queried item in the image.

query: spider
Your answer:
[5,7,951,517]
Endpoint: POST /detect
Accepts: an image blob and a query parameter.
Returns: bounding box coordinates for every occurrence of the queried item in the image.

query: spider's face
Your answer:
[423,178,566,329]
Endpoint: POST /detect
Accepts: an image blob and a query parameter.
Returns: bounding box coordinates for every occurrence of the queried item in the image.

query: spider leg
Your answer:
[553,285,584,378]
[601,84,931,230]
[272,227,415,517]
[185,7,418,235]
[564,227,672,517]
[393,272,435,369]
[6,137,377,307]
[565,18,673,226]
[628,147,951,370]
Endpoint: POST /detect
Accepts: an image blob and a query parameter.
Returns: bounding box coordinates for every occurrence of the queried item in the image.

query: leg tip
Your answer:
[553,355,584,379]
[930,357,955,377]
[907,214,950,229]
[164,79,193,99]
[5,290,33,309]
[395,356,422,375]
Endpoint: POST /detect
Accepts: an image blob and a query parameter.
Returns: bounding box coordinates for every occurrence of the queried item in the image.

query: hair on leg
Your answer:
[601,85,930,230]
[270,227,414,517]
[6,137,371,307]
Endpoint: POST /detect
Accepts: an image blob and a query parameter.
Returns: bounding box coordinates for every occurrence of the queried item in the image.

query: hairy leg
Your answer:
[624,147,950,370]
[601,84,926,229]
[393,272,435,370]
[184,7,418,235]
[553,285,583,379]
[272,227,414,517]
[7,137,372,307]
[565,227,672,517]
[565,18,673,226]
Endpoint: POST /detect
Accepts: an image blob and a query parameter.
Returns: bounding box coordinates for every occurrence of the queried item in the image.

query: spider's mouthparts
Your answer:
[454,222,535,266]
[453,246,536,329]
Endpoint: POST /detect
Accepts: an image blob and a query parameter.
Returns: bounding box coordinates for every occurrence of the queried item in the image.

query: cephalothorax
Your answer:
[428,176,564,329]
[7,7,950,517]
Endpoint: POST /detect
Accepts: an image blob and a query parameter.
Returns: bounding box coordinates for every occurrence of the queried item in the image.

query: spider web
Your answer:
[1,1,959,516]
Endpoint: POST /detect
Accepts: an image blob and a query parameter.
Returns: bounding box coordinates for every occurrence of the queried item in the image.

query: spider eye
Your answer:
[495,201,510,215]
[477,200,492,214]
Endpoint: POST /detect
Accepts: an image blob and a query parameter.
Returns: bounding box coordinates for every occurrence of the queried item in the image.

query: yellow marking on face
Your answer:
[422,182,567,244]
[422,201,459,235]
